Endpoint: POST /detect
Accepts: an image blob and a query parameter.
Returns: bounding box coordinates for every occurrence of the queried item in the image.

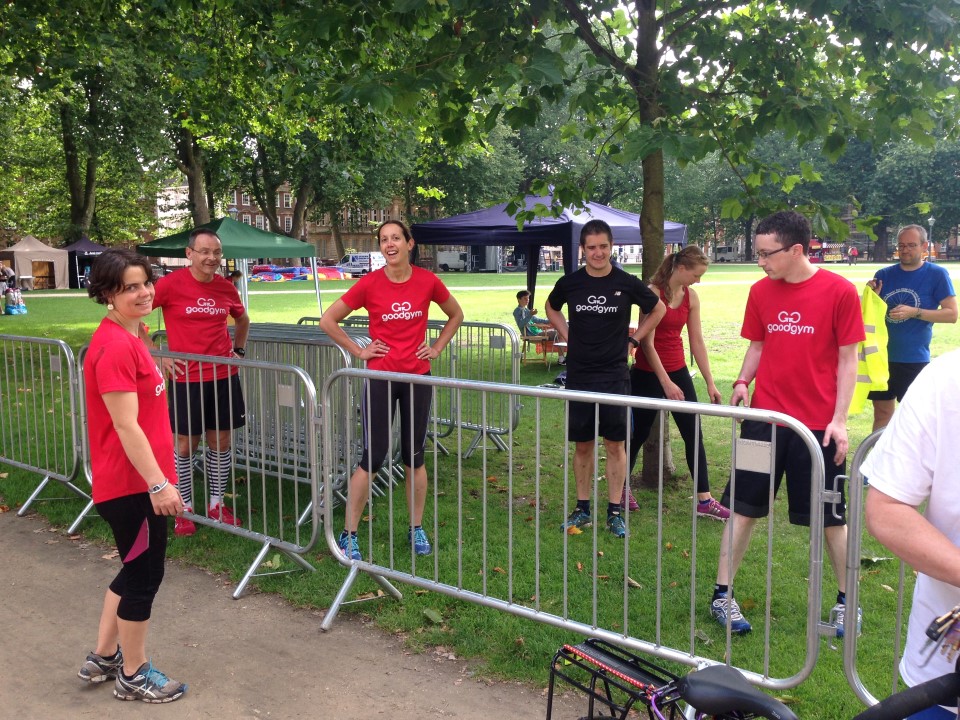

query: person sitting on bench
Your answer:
[513,290,565,365]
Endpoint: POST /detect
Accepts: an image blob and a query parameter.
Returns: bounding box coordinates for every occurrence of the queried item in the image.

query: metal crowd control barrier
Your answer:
[79,344,323,599]
[0,335,83,515]
[843,428,910,708]
[311,316,522,459]
[318,368,833,691]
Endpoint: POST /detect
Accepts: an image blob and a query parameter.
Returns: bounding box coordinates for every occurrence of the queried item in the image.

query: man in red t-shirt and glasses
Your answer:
[153,229,250,536]
[709,211,864,638]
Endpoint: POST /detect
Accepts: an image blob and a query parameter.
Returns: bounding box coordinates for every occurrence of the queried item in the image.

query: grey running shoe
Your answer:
[114,662,187,703]
[710,594,752,635]
[832,602,863,639]
[78,648,123,683]
[606,513,626,538]
[561,508,592,532]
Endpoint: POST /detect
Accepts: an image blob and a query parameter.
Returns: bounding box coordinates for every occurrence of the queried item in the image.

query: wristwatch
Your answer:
[148,479,169,494]
[233,346,246,357]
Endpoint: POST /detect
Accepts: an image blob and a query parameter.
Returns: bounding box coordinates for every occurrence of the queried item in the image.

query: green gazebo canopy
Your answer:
[138,217,316,260]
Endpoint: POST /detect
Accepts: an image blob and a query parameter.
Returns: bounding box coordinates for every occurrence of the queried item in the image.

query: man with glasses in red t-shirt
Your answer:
[153,229,250,536]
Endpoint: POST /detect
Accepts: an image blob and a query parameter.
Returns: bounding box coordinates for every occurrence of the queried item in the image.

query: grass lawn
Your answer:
[2,260,959,718]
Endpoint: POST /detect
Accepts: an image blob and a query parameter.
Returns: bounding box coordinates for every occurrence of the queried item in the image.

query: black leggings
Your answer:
[358,376,433,473]
[96,493,168,622]
[629,366,711,495]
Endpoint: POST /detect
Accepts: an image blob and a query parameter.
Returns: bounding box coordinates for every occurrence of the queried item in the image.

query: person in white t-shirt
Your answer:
[864,350,960,720]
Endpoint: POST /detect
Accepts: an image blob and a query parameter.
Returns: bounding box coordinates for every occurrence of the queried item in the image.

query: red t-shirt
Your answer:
[340,266,451,374]
[633,286,689,373]
[153,268,245,382]
[84,319,176,503]
[742,269,864,430]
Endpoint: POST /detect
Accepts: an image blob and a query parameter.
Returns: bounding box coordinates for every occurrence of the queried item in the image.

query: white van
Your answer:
[338,252,386,278]
[436,250,469,271]
[714,246,741,262]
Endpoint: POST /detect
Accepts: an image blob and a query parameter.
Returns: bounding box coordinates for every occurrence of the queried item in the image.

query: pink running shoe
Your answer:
[174,508,196,537]
[621,486,640,512]
[697,498,730,521]
[208,503,242,527]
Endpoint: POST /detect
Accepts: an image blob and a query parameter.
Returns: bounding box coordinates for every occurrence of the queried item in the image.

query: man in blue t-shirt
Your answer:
[546,220,664,538]
[867,224,957,431]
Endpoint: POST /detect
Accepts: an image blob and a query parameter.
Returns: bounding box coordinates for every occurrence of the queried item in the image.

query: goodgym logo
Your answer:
[575,294,617,314]
[767,310,814,335]
[185,297,227,315]
[382,300,423,322]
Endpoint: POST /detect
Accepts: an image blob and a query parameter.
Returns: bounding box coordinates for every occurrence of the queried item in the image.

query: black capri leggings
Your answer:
[358,375,433,474]
[628,366,711,495]
[96,493,168,623]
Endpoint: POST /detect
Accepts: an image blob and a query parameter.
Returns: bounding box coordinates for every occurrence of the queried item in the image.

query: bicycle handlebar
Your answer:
[851,672,960,720]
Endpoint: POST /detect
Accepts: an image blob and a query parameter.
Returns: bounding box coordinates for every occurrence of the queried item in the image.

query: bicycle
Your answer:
[546,637,798,719]
[547,625,960,720]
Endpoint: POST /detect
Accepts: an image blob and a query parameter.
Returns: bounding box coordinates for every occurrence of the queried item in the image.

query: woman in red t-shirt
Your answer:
[78,249,187,703]
[628,246,728,520]
[319,221,464,562]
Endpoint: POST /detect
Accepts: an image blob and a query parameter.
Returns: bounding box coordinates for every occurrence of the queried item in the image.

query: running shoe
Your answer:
[697,498,730,521]
[114,661,187,703]
[606,513,626,538]
[78,648,123,683]
[560,508,592,532]
[208,503,242,527]
[832,602,863,639]
[408,527,433,556]
[174,507,196,537]
[621,486,640,512]
[338,530,361,561]
[710,594,752,635]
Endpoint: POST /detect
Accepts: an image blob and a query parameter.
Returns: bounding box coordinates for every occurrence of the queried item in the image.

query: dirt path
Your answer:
[0,508,576,719]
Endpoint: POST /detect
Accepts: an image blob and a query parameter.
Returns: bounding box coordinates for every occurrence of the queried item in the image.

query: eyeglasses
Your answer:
[755,246,790,260]
[190,248,223,258]
[897,243,920,250]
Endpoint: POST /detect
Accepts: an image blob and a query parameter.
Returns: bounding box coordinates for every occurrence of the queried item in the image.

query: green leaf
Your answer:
[423,607,444,624]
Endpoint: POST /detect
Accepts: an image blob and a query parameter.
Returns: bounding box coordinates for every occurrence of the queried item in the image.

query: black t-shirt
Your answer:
[547,266,660,381]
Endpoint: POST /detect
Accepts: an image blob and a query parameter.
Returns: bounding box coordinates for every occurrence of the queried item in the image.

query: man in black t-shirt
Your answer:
[546,220,664,538]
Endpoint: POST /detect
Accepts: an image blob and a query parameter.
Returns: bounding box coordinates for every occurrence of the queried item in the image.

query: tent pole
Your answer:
[311,257,322,314]
[239,258,249,307]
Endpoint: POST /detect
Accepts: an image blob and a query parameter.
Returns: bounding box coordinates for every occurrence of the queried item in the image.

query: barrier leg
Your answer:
[321,564,403,632]
[17,475,91,517]
[232,540,316,600]
[67,499,96,534]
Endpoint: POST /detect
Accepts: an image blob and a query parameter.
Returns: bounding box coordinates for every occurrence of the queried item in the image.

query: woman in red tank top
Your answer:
[627,246,728,520]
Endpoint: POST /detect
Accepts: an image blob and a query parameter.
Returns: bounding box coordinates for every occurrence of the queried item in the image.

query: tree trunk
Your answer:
[638,424,677,490]
[174,126,210,226]
[291,182,313,239]
[59,102,97,241]
[331,223,346,260]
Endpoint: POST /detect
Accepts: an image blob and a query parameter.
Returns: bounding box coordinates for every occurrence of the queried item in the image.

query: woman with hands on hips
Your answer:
[319,220,464,562]
[78,249,187,703]
[628,246,729,520]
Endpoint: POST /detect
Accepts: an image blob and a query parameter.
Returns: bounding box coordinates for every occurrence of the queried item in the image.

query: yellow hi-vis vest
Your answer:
[849,285,889,415]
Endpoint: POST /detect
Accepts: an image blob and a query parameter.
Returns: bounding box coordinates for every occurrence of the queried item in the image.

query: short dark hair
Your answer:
[375,220,412,242]
[516,290,531,301]
[87,249,154,305]
[188,228,221,248]
[754,211,811,253]
[579,219,614,247]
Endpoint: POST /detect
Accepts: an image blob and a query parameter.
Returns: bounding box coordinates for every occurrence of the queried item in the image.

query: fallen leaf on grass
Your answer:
[626,576,643,589]
[492,566,505,574]
[597,551,604,557]
[694,629,712,646]
[880,584,896,593]
[0,472,8,478]
[665,542,674,550]
[576,562,583,572]
[101,550,119,560]
[0,504,9,513]
[45,539,59,545]
[515,637,525,647]
[423,608,444,624]
[566,526,582,535]
[261,553,282,569]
